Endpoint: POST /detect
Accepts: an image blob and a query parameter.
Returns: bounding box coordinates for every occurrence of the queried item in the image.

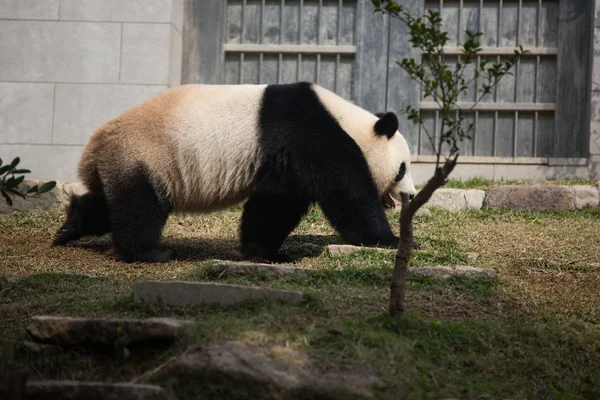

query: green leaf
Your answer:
[9,157,20,169]
[34,181,57,196]
[1,190,13,206]
[11,169,31,174]
[0,165,10,175]
[0,158,3,167]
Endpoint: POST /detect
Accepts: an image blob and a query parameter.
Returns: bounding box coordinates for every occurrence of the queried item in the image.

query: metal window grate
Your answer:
[419,0,558,158]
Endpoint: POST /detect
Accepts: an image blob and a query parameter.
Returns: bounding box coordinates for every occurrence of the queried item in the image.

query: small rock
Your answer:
[464,189,485,209]
[0,180,68,214]
[327,244,394,255]
[466,252,479,263]
[22,341,57,357]
[208,260,315,278]
[26,316,190,346]
[134,281,303,307]
[416,207,432,216]
[23,381,166,400]
[425,189,468,211]
[572,185,600,209]
[485,185,576,212]
[153,341,383,400]
[408,266,495,280]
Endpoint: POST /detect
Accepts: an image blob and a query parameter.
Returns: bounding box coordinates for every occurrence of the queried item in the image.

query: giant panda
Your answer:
[53,82,417,263]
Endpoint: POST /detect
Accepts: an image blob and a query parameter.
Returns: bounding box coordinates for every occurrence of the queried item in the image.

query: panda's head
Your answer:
[371,112,417,204]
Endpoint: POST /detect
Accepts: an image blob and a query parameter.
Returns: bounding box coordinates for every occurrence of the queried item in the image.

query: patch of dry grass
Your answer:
[1,206,599,399]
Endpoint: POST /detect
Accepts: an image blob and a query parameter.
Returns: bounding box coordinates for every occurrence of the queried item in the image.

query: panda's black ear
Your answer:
[374,112,398,139]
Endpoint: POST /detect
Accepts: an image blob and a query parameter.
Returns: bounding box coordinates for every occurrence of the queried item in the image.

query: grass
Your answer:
[417,177,597,190]
[1,206,600,399]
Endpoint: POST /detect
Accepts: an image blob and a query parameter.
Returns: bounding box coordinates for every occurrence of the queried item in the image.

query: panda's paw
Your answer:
[111,246,175,263]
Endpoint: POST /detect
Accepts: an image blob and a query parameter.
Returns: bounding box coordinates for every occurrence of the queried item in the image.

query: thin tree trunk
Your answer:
[390,155,458,317]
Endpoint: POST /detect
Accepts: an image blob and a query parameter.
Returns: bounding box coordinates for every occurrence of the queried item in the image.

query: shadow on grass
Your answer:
[68,234,342,263]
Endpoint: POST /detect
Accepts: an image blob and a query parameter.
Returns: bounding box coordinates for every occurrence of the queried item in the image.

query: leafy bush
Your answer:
[0,157,56,206]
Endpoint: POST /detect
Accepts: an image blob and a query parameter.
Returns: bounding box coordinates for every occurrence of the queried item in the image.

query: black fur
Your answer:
[53,192,110,246]
[239,82,399,260]
[374,112,399,139]
[105,166,174,263]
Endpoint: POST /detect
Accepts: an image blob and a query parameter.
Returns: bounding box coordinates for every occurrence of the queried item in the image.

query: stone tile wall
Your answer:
[591,1,600,180]
[0,0,183,182]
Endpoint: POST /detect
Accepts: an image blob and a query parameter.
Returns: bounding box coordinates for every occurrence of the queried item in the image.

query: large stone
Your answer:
[0,180,88,214]
[208,260,315,278]
[21,381,166,400]
[153,341,384,400]
[26,316,189,346]
[425,189,468,211]
[485,185,576,211]
[573,185,600,209]
[464,189,486,209]
[409,266,495,280]
[134,281,303,307]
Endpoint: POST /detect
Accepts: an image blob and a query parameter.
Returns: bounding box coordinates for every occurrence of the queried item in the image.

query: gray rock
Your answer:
[22,381,166,400]
[464,189,486,209]
[327,244,394,255]
[466,252,479,263]
[573,185,600,209]
[208,260,315,278]
[425,189,468,211]
[485,185,576,211]
[134,281,303,307]
[153,341,384,400]
[408,266,495,280]
[26,316,190,346]
[416,207,432,216]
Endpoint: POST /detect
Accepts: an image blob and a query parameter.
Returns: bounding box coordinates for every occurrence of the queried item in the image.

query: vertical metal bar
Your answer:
[434,110,439,155]
[280,0,285,44]
[513,111,519,157]
[473,111,479,155]
[439,0,443,13]
[337,0,342,44]
[537,0,542,47]
[318,0,322,45]
[260,0,265,44]
[239,52,244,83]
[259,53,263,83]
[533,111,538,156]
[458,0,463,44]
[335,54,340,93]
[278,53,283,83]
[241,0,247,44]
[517,0,522,47]
[299,0,303,43]
[297,53,302,80]
[316,53,321,83]
[498,0,503,46]
[493,111,498,157]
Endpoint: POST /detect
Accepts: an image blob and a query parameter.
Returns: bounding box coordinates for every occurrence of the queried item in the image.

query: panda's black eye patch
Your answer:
[395,162,406,182]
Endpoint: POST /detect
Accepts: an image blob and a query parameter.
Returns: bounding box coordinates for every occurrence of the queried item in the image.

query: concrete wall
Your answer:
[0,0,183,182]
[590,0,600,180]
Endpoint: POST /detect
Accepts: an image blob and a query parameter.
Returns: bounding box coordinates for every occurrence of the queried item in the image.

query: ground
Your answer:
[1,203,599,399]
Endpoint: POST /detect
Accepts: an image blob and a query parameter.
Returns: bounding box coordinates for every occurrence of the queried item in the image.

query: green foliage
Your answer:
[372,0,527,166]
[0,157,56,206]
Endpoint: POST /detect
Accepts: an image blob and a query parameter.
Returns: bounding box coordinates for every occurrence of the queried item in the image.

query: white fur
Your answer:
[167,85,267,211]
[312,85,417,197]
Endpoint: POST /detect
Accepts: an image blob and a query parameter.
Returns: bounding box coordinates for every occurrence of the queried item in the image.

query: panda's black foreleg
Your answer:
[240,194,310,263]
[317,190,399,249]
[106,167,174,263]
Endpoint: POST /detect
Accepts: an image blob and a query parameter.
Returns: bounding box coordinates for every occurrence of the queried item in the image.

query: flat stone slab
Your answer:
[134,281,303,307]
[19,381,166,400]
[152,341,383,400]
[208,260,315,278]
[26,316,190,346]
[409,265,495,280]
[327,244,394,255]
[573,185,600,208]
[485,185,577,212]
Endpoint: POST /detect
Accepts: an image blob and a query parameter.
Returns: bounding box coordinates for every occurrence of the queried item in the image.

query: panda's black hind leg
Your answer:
[106,167,174,263]
[53,192,110,246]
[240,194,310,263]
